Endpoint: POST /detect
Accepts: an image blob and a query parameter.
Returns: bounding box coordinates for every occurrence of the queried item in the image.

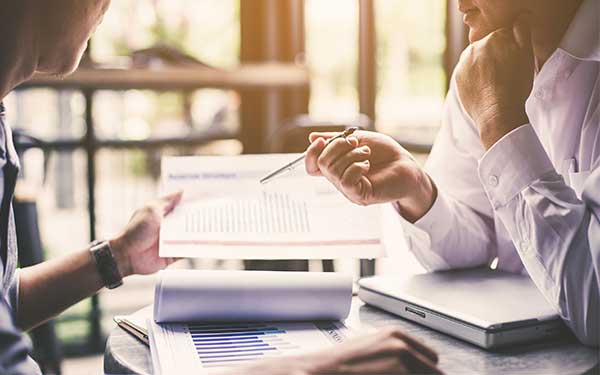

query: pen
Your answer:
[114,317,149,346]
[260,127,359,184]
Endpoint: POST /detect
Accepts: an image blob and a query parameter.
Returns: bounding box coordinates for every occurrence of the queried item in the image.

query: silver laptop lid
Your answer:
[358,268,560,330]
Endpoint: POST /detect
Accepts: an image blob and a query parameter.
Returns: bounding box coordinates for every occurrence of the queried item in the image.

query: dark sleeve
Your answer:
[0,297,40,374]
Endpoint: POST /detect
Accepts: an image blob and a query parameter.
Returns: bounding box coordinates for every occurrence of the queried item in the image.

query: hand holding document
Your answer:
[159,155,385,259]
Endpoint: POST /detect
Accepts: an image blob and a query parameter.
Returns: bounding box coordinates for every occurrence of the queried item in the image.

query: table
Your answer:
[104,298,599,375]
[20,64,310,91]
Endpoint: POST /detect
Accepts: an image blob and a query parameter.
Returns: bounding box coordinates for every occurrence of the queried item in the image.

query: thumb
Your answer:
[512,13,532,49]
[157,190,183,216]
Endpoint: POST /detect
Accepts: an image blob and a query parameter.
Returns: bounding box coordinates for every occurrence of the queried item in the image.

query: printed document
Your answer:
[160,155,385,259]
[148,270,353,374]
[153,270,353,323]
[149,320,349,374]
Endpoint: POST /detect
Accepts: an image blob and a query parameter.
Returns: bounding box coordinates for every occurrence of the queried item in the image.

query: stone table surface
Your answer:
[105,298,599,375]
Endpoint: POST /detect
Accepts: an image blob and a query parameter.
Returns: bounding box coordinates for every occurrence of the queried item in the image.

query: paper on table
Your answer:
[153,270,353,323]
[159,155,385,259]
[149,320,350,375]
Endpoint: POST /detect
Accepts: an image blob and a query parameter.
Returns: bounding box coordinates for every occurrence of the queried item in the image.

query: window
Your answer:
[305,0,447,145]
[91,0,240,68]
[305,0,359,118]
[375,0,446,144]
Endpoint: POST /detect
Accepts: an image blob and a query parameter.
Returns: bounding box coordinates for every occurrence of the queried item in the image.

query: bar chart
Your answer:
[182,191,311,235]
[183,322,345,371]
[149,320,347,373]
[188,323,299,368]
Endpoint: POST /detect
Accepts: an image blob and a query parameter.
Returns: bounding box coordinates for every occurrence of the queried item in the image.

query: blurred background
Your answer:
[6,0,468,373]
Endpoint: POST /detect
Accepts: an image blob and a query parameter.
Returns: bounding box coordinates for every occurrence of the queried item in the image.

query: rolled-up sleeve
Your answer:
[0,296,40,374]
[479,124,600,346]
[7,269,19,317]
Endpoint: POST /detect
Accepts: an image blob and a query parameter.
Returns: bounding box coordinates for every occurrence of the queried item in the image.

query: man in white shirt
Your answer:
[306,0,599,346]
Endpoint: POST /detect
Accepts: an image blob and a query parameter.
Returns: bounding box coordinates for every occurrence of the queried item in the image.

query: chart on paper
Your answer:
[191,323,311,368]
[183,191,311,234]
[149,321,348,374]
[159,155,385,259]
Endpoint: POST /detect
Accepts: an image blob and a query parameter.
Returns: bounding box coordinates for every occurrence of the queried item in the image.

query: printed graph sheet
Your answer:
[159,155,385,259]
[149,320,348,374]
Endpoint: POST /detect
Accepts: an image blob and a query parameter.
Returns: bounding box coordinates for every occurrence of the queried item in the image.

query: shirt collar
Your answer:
[558,0,600,61]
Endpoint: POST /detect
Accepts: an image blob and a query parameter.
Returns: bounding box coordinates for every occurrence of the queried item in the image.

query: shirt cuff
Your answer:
[478,124,555,209]
[391,193,453,271]
[412,190,454,241]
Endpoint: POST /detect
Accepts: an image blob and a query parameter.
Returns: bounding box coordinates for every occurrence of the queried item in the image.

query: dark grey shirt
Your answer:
[0,102,41,374]
[0,101,21,318]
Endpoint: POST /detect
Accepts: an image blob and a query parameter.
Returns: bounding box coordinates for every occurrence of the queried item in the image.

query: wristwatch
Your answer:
[90,240,123,289]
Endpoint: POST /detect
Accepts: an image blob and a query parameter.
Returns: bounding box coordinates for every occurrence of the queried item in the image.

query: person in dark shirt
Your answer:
[0,1,440,374]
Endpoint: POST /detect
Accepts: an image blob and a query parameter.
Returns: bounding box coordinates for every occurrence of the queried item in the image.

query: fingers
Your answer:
[330,145,371,180]
[165,257,183,266]
[401,347,443,375]
[156,190,183,216]
[351,331,442,375]
[382,331,442,375]
[340,161,370,189]
[305,135,361,178]
[318,136,360,174]
[305,130,384,206]
[480,14,531,51]
[512,13,532,49]
[325,328,443,375]
[308,131,341,143]
[339,356,408,374]
[389,329,438,364]
[305,138,327,176]
[339,164,372,205]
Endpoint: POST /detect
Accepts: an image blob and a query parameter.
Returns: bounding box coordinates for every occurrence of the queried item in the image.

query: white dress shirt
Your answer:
[398,0,600,346]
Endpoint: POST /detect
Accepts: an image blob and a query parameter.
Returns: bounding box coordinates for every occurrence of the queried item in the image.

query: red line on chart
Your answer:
[163,239,382,247]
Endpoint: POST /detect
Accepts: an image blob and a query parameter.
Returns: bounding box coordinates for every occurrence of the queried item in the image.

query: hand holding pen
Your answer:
[260,127,359,184]
[303,129,437,223]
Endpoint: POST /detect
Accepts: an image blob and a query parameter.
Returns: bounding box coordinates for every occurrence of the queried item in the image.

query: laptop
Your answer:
[358,268,567,349]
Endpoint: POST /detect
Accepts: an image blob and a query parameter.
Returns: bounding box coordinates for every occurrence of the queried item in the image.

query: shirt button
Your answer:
[488,175,499,187]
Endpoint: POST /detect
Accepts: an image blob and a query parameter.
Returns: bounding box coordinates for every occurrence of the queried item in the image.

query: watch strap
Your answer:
[90,240,123,289]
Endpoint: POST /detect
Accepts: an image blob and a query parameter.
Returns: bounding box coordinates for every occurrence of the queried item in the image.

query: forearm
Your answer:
[479,125,600,346]
[15,192,181,331]
[17,242,128,331]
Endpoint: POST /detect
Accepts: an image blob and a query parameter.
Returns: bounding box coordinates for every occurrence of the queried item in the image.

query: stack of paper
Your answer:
[153,269,352,322]
[148,270,353,374]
